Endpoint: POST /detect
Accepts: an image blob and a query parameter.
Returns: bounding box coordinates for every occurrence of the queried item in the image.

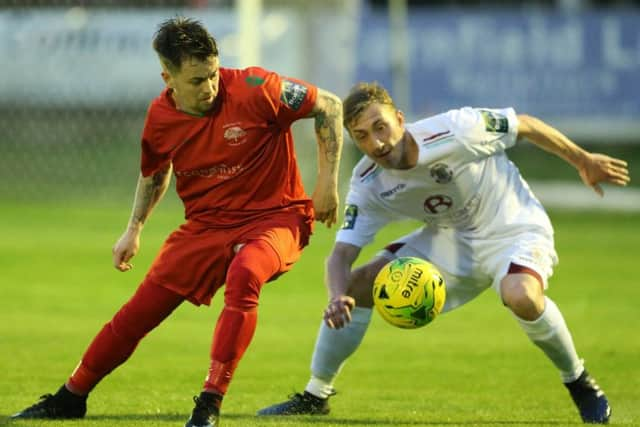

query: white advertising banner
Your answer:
[0,7,301,107]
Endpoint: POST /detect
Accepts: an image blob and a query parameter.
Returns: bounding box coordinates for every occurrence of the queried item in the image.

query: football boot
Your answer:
[257,391,331,416]
[11,386,87,419]
[565,369,611,424]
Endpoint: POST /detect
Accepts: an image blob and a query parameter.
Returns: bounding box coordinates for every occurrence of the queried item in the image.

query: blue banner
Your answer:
[356,10,640,121]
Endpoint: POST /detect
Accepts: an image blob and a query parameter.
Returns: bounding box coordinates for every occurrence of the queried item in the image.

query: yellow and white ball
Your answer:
[372,257,446,329]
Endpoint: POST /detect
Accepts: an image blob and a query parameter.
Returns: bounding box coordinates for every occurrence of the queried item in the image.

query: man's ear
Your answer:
[396,109,405,126]
[161,70,172,88]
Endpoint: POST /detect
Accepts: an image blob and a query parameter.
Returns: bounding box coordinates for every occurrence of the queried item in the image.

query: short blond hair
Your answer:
[343,82,396,129]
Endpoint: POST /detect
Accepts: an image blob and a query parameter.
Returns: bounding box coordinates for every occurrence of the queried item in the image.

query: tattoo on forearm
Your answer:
[131,168,170,225]
[314,95,342,165]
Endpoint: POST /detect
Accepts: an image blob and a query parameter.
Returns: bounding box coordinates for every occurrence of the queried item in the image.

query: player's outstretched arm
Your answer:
[112,165,172,271]
[517,114,630,196]
[324,242,360,329]
[307,88,343,227]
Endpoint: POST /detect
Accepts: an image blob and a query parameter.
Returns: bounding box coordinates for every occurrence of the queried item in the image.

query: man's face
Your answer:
[163,55,220,115]
[347,103,407,169]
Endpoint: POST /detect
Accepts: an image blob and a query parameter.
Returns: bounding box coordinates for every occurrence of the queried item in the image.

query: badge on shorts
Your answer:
[341,204,358,230]
[280,80,308,111]
[479,110,508,133]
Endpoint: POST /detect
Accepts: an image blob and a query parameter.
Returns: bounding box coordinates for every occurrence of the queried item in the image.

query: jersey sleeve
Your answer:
[140,105,171,177]
[447,107,519,157]
[335,182,393,248]
[261,70,318,128]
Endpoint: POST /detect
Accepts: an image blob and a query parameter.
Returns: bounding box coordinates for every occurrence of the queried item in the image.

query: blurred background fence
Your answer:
[1,0,639,210]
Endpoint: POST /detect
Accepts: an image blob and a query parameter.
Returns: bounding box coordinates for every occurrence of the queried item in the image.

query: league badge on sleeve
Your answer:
[341,204,358,230]
[479,110,508,133]
[280,80,308,111]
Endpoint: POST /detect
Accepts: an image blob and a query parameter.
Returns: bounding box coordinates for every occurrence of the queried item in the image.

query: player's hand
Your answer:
[323,295,355,329]
[578,153,630,196]
[312,182,339,228]
[112,228,141,272]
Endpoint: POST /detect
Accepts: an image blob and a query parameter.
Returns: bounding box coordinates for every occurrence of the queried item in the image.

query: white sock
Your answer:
[515,296,584,382]
[305,307,372,398]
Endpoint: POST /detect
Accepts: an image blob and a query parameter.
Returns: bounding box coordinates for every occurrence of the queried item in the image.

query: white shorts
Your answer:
[377,223,558,314]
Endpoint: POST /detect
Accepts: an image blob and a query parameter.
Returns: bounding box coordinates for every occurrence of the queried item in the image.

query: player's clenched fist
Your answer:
[112,229,140,271]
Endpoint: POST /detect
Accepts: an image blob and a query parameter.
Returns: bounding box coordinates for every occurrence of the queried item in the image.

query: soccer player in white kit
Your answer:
[258,82,630,424]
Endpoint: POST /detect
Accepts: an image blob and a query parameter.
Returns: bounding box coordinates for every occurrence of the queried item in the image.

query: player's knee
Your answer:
[225,240,281,311]
[225,265,263,310]
[501,277,544,320]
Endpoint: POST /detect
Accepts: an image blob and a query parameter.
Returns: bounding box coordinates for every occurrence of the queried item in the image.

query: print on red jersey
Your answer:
[223,122,248,146]
[280,80,308,111]
[174,163,244,179]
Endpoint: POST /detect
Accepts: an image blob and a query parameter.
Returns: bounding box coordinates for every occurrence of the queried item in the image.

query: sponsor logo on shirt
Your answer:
[380,183,406,198]
[479,110,508,133]
[341,204,358,230]
[223,123,248,146]
[423,195,453,214]
[280,80,308,111]
[174,163,244,179]
[429,163,453,184]
[422,194,481,228]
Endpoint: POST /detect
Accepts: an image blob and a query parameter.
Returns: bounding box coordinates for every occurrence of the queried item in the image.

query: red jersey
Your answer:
[140,67,318,226]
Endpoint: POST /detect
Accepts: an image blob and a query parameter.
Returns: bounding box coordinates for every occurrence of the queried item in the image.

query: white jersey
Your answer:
[337,107,553,248]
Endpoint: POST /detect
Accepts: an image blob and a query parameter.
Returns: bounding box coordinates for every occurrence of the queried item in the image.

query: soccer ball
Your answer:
[372,256,446,329]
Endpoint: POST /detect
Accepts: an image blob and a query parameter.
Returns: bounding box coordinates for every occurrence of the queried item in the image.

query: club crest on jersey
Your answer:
[479,110,508,133]
[341,204,358,230]
[281,80,307,111]
[223,124,248,146]
[430,163,453,184]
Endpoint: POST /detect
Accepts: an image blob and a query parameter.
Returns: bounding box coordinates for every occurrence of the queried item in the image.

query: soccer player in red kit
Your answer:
[12,17,343,427]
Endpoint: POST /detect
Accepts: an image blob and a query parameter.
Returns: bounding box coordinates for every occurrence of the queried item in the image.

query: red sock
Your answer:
[67,280,183,394]
[203,239,279,395]
[204,306,258,395]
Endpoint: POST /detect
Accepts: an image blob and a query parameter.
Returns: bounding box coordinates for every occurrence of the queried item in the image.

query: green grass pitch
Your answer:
[1,201,638,426]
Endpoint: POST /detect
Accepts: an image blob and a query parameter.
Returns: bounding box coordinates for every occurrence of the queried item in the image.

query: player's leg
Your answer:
[493,236,610,423]
[185,239,280,427]
[256,256,384,416]
[257,226,486,416]
[12,279,184,419]
[500,267,584,378]
[303,237,485,404]
[187,215,311,426]
[305,257,384,396]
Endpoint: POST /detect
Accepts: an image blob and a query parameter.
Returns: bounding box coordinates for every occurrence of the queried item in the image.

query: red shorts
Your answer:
[145,211,313,306]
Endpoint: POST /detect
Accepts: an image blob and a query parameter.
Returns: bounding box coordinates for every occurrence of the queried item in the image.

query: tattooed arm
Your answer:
[112,164,172,271]
[307,88,343,227]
